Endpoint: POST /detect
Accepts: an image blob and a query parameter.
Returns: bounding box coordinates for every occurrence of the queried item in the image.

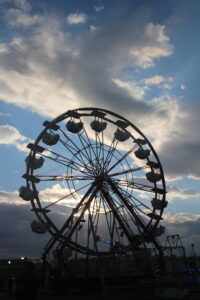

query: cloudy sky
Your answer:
[0,0,200,259]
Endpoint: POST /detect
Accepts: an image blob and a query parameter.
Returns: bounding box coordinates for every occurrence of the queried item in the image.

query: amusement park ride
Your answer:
[19,108,169,286]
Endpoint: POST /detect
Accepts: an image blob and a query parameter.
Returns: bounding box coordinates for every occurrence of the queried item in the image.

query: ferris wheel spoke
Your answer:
[103,138,119,171]
[116,208,134,231]
[90,195,100,235]
[121,206,134,229]
[107,180,148,232]
[110,165,148,177]
[102,189,135,243]
[58,138,94,174]
[101,197,113,237]
[77,131,101,172]
[106,185,137,229]
[43,181,94,209]
[86,210,92,253]
[58,128,96,173]
[33,174,95,182]
[89,194,97,217]
[40,151,92,176]
[116,183,153,212]
[100,206,123,247]
[87,209,102,253]
[73,119,98,166]
[100,131,106,169]
[95,194,103,227]
[88,197,102,252]
[82,123,103,168]
[113,217,124,245]
[96,127,107,170]
[114,184,154,222]
[108,211,113,242]
[95,132,101,157]
[104,186,146,242]
[40,146,91,172]
[113,178,156,194]
[95,132,103,169]
[57,131,85,161]
[60,182,100,242]
[107,144,138,174]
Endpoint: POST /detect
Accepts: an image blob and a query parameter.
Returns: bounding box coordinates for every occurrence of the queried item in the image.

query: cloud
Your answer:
[39,184,80,207]
[141,75,173,90]
[113,78,147,100]
[94,5,104,12]
[153,100,200,179]
[0,189,22,205]
[143,75,166,85]
[12,0,31,11]
[66,12,87,24]
[167,185,200,201]
[180,84,187,90]
[0,125,32,152]
[1,186,200,258]
[0,112,11,117]
[0,0,31,11]
[0,184,77,258]
[142,75,173,86]
[90,25,98,32]
[129,23,173,68]
[162,215,200,254]
[0,188,48,258]
[6,8,43,28]
[134,94,200,180]
[0,184,77,207]
[0,202,49,258]
[0,12,172,119]
[112,75,174,104]
[159,83,173,89]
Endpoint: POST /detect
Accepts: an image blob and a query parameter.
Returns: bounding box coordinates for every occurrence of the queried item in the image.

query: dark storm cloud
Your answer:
[162,218,200,254]
[0,201,71,258]
[159,101,200,179]
[0,203,48,258]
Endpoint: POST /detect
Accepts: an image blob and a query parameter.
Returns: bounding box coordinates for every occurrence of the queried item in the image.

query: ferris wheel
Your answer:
[19,108,167,256]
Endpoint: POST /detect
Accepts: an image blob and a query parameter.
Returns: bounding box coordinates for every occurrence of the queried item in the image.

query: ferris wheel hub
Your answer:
[98,171,110,180]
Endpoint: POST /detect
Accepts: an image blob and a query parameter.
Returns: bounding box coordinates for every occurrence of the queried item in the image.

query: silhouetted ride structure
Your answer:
[20,108,169,291]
